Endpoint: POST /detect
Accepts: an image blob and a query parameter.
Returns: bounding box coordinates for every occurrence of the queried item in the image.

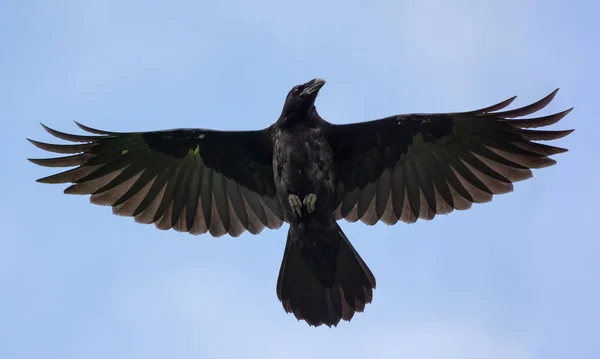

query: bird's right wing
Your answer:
[326,89,574,226]
[28,123,285,237]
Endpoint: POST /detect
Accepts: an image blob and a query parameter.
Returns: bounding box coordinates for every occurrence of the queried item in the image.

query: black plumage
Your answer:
[28,78,574,327]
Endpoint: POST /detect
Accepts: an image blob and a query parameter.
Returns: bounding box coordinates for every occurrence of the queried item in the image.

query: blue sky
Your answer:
[1,0,598,358]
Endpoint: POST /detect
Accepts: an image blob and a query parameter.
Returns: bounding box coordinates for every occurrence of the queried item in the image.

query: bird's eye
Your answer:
[293,87,302,95]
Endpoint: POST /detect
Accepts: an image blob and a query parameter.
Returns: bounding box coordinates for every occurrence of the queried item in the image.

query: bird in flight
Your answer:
[28,78,573,327]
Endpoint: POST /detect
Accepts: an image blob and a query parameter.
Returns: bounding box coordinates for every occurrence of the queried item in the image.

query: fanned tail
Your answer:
[276,221,376,327]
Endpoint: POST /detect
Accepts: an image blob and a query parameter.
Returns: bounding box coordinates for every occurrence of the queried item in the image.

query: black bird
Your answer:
[28,78,573,327]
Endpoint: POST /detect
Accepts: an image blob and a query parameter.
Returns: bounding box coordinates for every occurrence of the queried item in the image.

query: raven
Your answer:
[28,78,573,327]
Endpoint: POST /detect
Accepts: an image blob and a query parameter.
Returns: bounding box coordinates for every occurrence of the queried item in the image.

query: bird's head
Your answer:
[279,78,326,126]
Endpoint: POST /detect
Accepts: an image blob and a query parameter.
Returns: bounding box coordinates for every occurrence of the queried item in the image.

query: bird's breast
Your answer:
[273,130,335,197]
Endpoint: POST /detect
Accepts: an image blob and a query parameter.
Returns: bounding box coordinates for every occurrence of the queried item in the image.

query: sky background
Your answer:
[1,0,598,358]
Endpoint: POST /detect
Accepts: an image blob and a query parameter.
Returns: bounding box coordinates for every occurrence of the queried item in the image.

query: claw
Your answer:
[303,193,317,213]
[288,194,303,218]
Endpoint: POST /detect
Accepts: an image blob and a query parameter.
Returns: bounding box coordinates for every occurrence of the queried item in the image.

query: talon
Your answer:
[303,193,317,213]
[288,194,303,218]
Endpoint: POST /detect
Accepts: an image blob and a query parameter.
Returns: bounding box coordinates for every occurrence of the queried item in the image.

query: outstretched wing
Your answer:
[28,123,285,237]
[327,89,574,225]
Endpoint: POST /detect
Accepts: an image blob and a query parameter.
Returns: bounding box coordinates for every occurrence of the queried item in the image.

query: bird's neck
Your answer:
[278,107,321,129]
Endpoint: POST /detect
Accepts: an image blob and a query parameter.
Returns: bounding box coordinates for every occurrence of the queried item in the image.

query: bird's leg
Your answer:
[303,193,317,213]
[288,194,303,218]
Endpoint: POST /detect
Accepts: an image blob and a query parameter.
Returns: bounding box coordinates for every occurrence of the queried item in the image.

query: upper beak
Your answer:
[301,78,326,96]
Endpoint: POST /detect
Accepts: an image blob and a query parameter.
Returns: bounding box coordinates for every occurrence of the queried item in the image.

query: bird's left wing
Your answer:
[28,123,285,237]
[327,89,574,225]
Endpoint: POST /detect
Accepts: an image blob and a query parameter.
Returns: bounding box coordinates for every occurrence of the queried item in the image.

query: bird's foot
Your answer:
[288,194,303,218]
[303,193,317,213]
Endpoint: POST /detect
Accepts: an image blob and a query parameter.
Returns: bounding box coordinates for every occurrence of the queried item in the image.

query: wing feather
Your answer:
[375,169,392,220]
[329,89,573,225]
[184,156,202,232]
[29,123,285,237]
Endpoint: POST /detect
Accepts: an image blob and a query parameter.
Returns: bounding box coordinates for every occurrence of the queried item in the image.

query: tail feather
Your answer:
[276,221,376,327]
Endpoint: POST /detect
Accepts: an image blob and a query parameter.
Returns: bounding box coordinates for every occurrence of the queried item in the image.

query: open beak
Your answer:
[301,78,326,96]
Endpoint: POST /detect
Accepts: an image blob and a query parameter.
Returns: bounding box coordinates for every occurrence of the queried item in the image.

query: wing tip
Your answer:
[73,121,121,135]
[35,176,54,184]
[561,128,576,137]
[474,94,518,114]
[27,158,46,166]
[39,122,53,133]
[488,87,565,119]
[543,87,560,103]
